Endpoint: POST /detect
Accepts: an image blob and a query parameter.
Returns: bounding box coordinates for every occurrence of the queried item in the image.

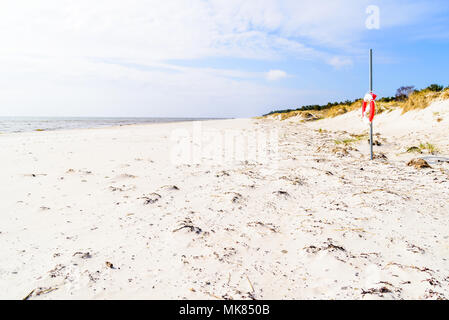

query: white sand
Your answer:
[0,103,448,300]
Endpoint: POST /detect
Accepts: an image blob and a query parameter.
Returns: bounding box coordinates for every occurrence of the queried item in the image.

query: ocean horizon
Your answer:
[0,117,223,134]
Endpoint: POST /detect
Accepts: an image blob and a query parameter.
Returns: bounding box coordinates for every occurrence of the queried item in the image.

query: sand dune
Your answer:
[0,102,448,299]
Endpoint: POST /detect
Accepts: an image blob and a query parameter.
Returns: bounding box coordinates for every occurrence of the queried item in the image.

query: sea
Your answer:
[0,117,218,134]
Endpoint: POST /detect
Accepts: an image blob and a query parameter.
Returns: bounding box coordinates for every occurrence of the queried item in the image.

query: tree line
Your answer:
[264,83,447,116]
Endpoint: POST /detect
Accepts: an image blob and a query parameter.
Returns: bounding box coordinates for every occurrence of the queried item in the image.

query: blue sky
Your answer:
[1,0,449,117]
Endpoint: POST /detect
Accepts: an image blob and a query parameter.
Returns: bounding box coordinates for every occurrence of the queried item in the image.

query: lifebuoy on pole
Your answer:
[362,92,376,123]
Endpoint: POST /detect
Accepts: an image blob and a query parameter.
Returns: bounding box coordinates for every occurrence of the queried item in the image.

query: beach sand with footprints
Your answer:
[1,101,449,299]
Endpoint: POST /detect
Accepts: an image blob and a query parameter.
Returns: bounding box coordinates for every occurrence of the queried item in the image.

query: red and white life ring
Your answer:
[362,92,377,123]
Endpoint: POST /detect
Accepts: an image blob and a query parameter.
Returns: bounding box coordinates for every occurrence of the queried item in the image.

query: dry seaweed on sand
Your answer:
[407,158,431,169]
[272,190,290,198]
[173,218,205,235]
[247,221,279,233]
[161,185,180,191]
[224,192,243,204]
[373,152,388,161]
[72,251,92,259]
[23,287,58,300]
[140,193,162,204]
[361,286,393,296]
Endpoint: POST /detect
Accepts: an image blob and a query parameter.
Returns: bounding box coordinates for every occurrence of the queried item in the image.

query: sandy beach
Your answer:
[1,103,449,300]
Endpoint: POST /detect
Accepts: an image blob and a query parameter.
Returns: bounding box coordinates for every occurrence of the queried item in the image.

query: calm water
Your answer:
[0,117,218,133]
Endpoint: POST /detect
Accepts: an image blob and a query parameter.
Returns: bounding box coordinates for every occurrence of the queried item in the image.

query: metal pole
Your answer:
[369,49,373,160]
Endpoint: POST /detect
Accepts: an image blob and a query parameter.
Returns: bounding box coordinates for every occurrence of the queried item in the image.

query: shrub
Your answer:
[425,84,444,92]
[395,86,415,101]
[379,96,396,103]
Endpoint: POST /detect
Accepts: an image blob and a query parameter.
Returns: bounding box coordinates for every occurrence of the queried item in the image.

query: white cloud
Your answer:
[1,0,424,63]
[327,57,354,69]
[0,0,438,116]
[0,55,316,117]
[266,70,288,81]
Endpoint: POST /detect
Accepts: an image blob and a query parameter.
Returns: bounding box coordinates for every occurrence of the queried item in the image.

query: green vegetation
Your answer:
[334,139,356,145]
[334,134,367,146]
[419,142,439,154]
[264,83,448,117]
[425,84,444,92]
[406,143,439,155]
[406,146,422,154]
[264,99,358,116]
[378,96,396,103]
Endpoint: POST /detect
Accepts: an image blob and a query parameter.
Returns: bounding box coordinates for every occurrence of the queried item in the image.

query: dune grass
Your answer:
[334,133,368,146]
[265,87,449,121]
[401,90,442,113]
[419,142,439,154]
[406,142,439,155]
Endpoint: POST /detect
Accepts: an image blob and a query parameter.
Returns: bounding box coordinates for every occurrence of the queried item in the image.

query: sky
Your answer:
[1,0,449,118]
